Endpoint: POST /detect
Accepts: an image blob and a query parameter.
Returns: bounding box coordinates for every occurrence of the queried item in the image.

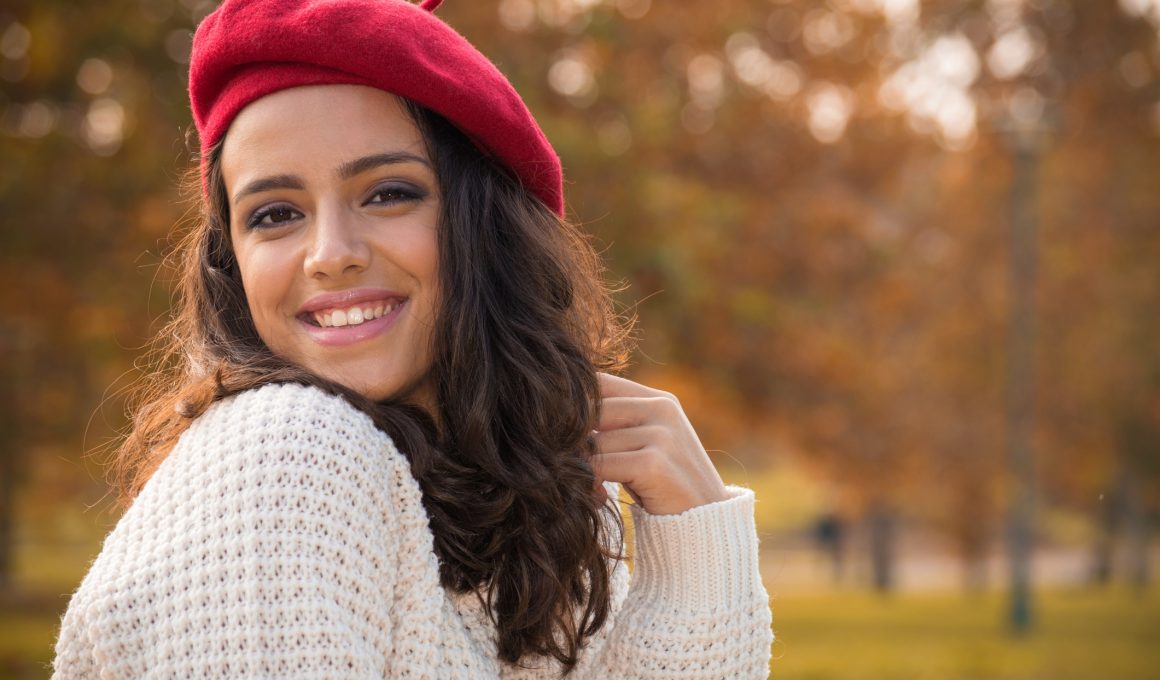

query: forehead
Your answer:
[220,84,428,185]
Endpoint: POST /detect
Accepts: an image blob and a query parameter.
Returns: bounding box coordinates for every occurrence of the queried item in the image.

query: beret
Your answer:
[189,0,564,215]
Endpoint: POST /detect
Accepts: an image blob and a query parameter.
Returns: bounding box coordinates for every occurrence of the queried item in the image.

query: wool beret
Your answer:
[189,0,564,215]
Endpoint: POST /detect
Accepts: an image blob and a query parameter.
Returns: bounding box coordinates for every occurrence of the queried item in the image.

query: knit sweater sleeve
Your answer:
[572,487,773,679]
[52,383,413,679]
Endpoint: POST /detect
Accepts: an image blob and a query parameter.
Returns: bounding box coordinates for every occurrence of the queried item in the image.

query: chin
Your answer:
[332,374,393,401]
[332,371,433,408]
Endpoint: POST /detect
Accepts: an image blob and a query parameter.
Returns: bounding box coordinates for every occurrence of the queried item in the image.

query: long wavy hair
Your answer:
[111,99,634,672]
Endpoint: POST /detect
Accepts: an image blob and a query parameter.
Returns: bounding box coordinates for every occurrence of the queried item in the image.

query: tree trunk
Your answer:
[0,322,20,593]
[1003,128,1040,635]
[0,442,12,593]
[868,502,895,593]
[1122,469,1151,591]
[1089,489,1118,586]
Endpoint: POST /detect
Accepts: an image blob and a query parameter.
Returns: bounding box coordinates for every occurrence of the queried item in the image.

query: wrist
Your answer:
[628,486,765,612]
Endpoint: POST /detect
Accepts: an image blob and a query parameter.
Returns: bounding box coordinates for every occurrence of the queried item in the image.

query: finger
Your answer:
[587,450,643,488]
[597,372,663,399]
[589,470,641,507]
[593,424,660,455]
[596,396,647,431]
[589,450,653,508]
[596,395,678,432]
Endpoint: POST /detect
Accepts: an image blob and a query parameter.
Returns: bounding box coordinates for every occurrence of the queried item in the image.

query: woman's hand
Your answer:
[590,373,730,515]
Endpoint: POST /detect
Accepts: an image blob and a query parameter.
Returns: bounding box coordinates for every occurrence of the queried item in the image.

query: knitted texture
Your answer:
[52,383,773,678]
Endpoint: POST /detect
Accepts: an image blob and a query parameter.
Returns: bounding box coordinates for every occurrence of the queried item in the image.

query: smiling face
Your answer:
[221,85,440,406]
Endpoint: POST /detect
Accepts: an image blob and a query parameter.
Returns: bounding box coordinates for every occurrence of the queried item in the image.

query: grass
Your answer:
[0,608,58,680]
[768,585,1160,680]
[5,578,1157,679]
[4,487,1158,679]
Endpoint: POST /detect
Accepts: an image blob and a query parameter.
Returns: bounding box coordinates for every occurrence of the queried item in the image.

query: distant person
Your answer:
[814,512,847,583]
[51,0,773,677]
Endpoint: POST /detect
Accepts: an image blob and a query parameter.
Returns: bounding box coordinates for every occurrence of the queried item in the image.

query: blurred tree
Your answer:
[0,0,193,584]
[473,0,1160,599]
[0,0,1156,605]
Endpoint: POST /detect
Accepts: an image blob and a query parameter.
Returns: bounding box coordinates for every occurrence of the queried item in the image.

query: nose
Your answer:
[303,205,370,280]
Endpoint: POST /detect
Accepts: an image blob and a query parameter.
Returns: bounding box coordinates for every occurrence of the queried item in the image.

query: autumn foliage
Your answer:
[0,0,1157,593]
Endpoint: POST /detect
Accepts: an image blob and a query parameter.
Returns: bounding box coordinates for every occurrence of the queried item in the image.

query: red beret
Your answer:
[189,0,564,215]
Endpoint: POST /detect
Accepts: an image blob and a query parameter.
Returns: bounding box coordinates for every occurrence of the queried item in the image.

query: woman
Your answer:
[52,0,773,677]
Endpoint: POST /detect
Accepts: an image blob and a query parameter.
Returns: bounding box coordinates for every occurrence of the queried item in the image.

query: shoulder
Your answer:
[117,381,427,562]
[193,381,381,442]
[184,381,392,453]
[160,382,412,505]
[57,383,432,676]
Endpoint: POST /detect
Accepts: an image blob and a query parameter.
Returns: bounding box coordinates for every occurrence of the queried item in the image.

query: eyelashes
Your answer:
[246,204,301,229]
[367,183,427,206]
[242,182,428,230]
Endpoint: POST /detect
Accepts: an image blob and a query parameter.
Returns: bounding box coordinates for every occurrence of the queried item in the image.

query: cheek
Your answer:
[412,244,441,331]
[411,226,440,294]
[415,242,439,304]
[235,243,299,337]
[379,223,439,312]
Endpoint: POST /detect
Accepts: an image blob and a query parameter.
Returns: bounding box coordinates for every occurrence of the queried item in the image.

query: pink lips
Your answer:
[297,288,407,348]
[298,288,406,315]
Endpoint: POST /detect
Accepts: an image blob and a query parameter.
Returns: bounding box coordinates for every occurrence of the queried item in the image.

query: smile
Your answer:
[298,298,408,348]
[311,300,402,328]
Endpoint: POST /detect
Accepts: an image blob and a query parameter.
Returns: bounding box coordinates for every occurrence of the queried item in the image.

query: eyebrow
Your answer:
[232,174,303,204]
[231,152,433,205]
[337,151,432,180]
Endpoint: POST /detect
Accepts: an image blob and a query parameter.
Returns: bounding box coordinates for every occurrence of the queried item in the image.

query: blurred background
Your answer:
[1,0,1158,677]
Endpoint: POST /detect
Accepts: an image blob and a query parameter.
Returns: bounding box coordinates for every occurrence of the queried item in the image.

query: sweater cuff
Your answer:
[628,485,764,612]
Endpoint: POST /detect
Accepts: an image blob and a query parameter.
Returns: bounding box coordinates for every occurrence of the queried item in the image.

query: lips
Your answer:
[296,288,408,347]
[298,288,407,315]
[308,299,403,328]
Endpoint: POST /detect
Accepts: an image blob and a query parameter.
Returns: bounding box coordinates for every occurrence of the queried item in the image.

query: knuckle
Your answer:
[644,396,667,410]
[640,446,666,476]
[651,394,681,417]
[645,424,674,446]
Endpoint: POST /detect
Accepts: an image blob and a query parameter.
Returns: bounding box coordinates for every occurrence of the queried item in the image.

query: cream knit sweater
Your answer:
[53,383,773,678]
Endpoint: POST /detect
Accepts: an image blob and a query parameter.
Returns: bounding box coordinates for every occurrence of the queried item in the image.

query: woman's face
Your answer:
[221,84,440,406]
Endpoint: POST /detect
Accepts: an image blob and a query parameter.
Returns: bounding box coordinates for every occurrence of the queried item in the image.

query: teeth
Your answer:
[312,301,401,328]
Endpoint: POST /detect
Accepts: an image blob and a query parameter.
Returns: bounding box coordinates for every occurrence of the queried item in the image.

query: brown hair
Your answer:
[111,100,634,672]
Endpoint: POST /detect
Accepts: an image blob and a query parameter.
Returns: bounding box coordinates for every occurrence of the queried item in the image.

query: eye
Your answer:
[366,183,425,206]
[246,204,301,230]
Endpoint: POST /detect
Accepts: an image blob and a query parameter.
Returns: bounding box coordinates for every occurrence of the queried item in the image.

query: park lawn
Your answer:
[0,608,58,680]
[2,536,99,680]
[768,585,1160,680]
[4,574,1159,679]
